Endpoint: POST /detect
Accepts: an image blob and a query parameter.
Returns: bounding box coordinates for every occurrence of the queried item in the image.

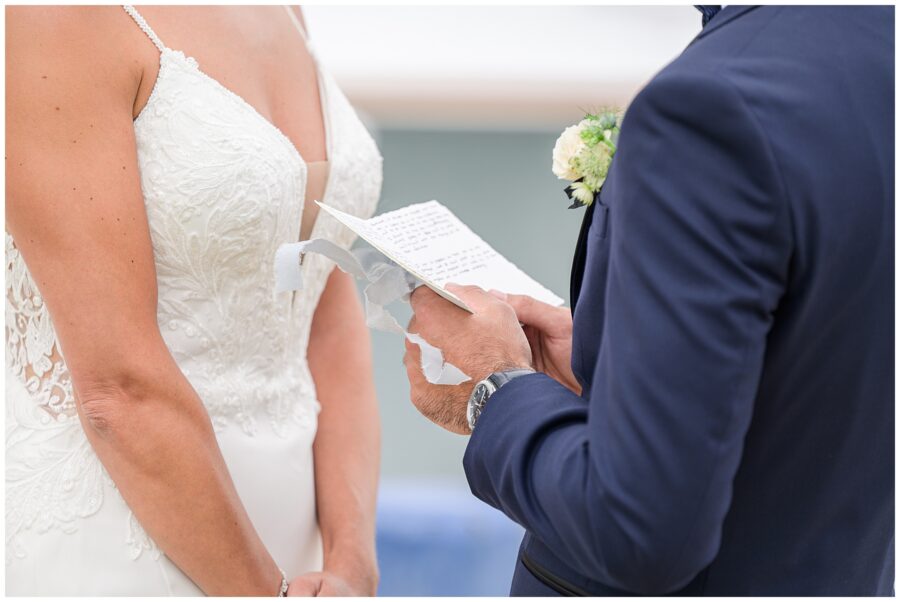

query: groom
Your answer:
[403,5,894,596]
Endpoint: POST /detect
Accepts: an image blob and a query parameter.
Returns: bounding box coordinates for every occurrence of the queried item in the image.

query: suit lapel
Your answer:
[569,200,596,314]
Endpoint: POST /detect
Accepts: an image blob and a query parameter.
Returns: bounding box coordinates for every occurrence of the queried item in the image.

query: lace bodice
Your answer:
[6,6,382,564]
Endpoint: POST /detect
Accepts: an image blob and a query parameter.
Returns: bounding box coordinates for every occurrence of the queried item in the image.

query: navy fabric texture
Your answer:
[464,5,894,596]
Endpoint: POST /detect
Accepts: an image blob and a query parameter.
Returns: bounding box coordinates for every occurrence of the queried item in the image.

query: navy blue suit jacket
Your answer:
[464,6,894,595]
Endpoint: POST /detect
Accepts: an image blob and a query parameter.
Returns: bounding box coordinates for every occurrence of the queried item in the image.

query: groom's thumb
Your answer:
[504,294,555,329]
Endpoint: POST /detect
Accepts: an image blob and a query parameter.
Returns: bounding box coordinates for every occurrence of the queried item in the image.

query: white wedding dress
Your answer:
[5,6,382,595]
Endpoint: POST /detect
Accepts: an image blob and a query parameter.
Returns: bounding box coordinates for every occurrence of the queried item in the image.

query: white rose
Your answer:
[551,119,590,180]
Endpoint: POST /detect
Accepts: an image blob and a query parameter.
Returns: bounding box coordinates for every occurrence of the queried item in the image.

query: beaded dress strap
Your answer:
[123,5,166,53]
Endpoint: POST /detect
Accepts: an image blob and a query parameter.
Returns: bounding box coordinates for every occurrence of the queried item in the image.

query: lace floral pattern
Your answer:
[5,236,76,419]
[6,43,382,565]
[5,234,113,563]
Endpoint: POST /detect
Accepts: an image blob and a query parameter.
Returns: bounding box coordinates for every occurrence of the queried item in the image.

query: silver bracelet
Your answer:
[277,568,289,597]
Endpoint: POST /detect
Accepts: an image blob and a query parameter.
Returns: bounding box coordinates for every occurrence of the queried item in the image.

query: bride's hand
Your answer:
[492,291,582,395]
[288,570,374,597]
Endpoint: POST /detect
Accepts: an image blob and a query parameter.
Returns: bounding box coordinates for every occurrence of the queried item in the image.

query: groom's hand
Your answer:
[405,283,532,434]
[495,292,582,395]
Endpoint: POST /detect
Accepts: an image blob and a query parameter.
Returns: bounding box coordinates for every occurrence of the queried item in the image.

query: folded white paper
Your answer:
[316,200,565,312]
[274,200,564,386]
[276,239,470,385]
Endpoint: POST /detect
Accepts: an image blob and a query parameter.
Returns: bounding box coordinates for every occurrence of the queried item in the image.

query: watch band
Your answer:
[467,368,535,431]
[487,368,537,389]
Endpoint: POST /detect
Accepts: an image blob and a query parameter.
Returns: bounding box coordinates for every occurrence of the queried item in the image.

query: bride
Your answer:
[6,6,381,596]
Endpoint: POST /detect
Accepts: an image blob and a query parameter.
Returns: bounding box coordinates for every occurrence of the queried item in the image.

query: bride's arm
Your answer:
[303,269,380,595]
[6,8,281,595]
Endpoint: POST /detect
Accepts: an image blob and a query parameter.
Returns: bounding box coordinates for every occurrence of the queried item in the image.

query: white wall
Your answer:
[305,6,700,129]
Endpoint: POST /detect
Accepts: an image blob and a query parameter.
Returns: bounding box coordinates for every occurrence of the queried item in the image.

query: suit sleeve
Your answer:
[463,71,793,594]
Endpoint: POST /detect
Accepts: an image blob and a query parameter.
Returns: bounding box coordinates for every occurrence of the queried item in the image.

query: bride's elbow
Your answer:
[75,362,194,446]
[77,378,146,439]
[73,363,213,477]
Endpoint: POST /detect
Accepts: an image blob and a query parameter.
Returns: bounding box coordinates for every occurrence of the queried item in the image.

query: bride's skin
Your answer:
[6,6,379,596]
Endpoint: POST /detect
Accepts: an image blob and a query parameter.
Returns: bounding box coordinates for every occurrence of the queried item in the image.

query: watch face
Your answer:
[467,383,490,430]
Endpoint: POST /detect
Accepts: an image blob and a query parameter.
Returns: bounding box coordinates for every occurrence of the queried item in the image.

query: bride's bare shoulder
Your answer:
[6,6,147,112]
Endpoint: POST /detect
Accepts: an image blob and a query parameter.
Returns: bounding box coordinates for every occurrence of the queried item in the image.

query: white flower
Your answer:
[551,119,590,180]
[567,181,595,207]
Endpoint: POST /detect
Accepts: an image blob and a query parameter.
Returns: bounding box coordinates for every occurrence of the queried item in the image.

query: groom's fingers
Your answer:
[412,283,497,316]
[402,327,423,375]
[409,284,432,307]
[445,283,496,312]
[504,294,556,330]
[403,338,430,405]
[409,285,444,317]
[505,293,542,320]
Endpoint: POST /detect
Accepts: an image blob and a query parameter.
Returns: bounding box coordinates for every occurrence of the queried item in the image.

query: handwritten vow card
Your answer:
[317,200,564,312]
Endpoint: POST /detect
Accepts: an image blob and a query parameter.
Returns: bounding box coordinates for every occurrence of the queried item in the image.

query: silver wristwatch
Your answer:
[466,368,535,431]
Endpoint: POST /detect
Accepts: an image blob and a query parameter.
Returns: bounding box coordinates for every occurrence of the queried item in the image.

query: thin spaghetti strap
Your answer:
[123,5,166,52]
[283,6,310,43]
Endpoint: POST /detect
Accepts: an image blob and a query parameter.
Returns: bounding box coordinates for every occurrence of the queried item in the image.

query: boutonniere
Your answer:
[552,111,621,209]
